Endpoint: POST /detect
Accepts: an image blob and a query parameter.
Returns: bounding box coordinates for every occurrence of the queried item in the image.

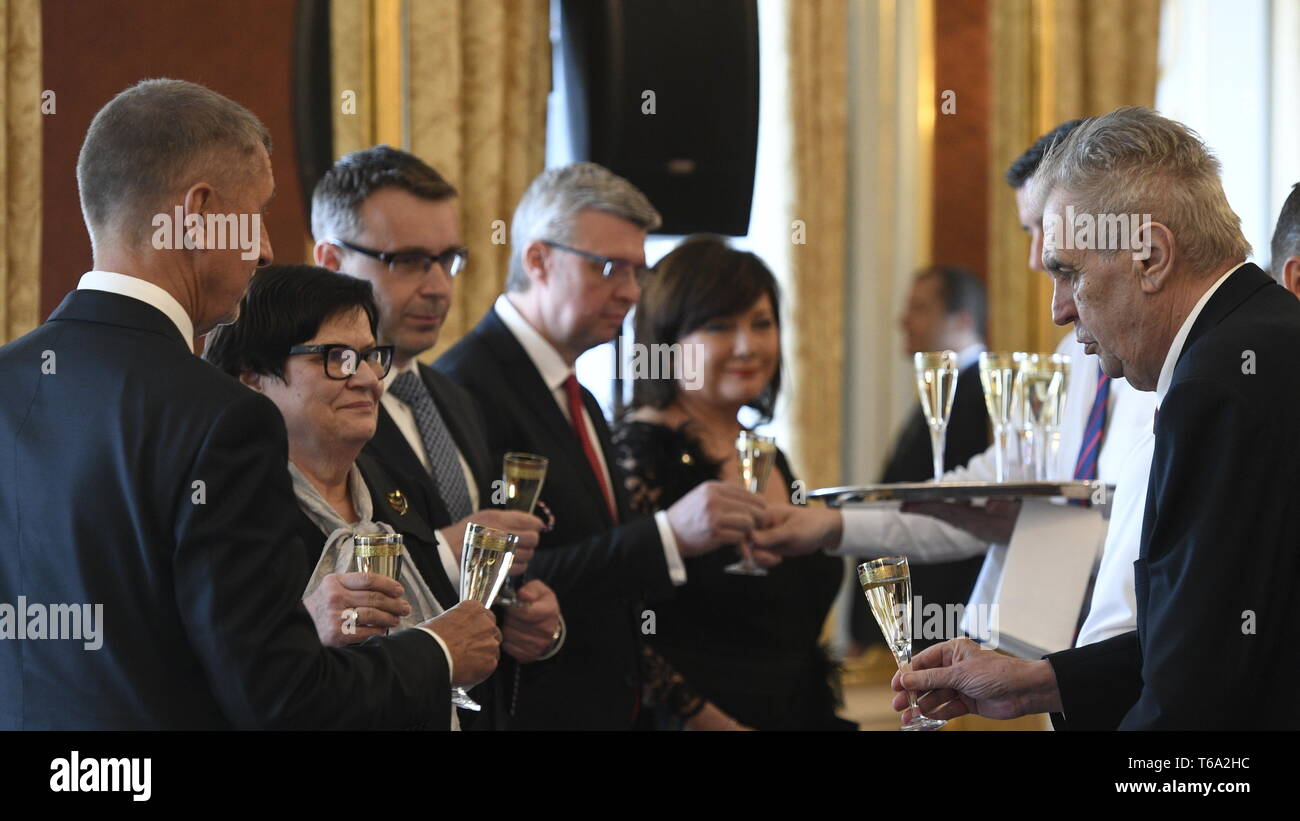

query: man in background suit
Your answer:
[892,107,1300,730]
[311,146,560,727]
[0,80,499,729]
[850,265,989,653]
[436,162,769,729]
[1271,182,1300,295]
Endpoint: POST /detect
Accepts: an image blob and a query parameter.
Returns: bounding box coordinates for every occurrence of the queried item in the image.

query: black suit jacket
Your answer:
[0,289,449,729]
[1047,264,1300,730]
[435,306,673,730]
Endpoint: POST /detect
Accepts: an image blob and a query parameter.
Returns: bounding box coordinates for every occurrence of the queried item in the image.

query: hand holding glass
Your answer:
[858,556,945,731]
[353,533,404,636]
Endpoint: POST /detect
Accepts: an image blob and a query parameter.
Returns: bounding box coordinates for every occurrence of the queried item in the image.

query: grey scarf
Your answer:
[291,461,444,631]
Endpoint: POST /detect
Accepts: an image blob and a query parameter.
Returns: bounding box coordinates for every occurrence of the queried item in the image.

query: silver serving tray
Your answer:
[809,480,1114,508]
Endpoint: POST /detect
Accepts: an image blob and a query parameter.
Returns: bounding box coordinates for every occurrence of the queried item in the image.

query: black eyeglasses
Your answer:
[330,238,468,278]
[287,344,395,380]
[541,240,652,282]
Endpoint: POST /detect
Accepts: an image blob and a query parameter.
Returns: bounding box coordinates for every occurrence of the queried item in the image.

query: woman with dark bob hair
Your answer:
[613,236,853,730]
[204,266,547,724]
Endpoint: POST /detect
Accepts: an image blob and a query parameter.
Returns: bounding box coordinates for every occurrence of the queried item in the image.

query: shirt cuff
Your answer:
[416,625,455,686]
[654,509,688,585]
[434,529,461,589]
[416,626,459,731]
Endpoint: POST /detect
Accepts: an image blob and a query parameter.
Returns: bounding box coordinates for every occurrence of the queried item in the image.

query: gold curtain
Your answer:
[329,0,548,355]
[987,0,1159,353]
[0,0,40,344]
[787,0,848,492]
[408,0,549,359]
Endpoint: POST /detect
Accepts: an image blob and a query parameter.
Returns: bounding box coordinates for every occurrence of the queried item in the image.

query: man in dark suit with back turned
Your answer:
[851,265,990,653]
[436,162,769,730]
[890,107,1300,730]
[0,79,499,729]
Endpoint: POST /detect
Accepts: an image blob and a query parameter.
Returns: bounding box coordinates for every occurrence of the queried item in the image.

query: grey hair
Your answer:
[77,78,272,249]
[1030,106,1250,273]
[507,162,662,291]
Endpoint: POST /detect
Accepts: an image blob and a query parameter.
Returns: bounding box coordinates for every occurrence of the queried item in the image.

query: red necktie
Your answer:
[563,374,618,524]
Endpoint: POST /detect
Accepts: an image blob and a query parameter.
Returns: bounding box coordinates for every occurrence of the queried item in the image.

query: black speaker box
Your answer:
[558,0,760,236]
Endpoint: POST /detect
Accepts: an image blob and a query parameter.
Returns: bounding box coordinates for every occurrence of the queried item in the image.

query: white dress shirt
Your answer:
[78,270,195,349]
[381,357,482,589]
[833,334,1157,632]
[1155,262,1245,409]
[494,295,687,585]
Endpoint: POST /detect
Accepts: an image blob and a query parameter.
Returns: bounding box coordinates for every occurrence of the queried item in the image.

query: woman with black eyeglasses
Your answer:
[203,266,535,709]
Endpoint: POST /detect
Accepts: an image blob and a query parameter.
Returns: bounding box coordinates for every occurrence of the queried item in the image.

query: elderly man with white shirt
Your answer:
[758,121,1157,653]
[890,107,1300,730]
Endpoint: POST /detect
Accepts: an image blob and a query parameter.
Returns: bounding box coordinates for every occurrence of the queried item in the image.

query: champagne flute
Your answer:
[1015,353,1071,480]
[913,350,959,481]
[978,352,1019,482]
[858,556,946,731]
[495,452,548,606]
[723,431,777,577]
[353,533,404,636]
[451,523,518,712]
[1012,352,1039,480]
[1040,354,1071,478]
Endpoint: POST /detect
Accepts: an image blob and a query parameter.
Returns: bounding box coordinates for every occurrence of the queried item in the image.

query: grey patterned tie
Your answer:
[388,370,474,522]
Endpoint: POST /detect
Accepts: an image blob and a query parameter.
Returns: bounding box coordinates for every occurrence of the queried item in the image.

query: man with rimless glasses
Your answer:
[436,162,769,730]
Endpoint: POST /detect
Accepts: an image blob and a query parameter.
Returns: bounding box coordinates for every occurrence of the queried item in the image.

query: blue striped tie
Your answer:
[388,371,474,521]
[1073,366,1111,481]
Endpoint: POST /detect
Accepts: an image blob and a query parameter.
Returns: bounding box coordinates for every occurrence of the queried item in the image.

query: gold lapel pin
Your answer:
[387,489,409,516]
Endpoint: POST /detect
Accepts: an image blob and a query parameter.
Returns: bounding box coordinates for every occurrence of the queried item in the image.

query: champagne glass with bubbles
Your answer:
[859,556,946,731]
[451,523,518,711]
[724,431,778,576]
[495,452,548,605]
[979,352,1019,482]
[914,351,959,481]
[354,533,405,636]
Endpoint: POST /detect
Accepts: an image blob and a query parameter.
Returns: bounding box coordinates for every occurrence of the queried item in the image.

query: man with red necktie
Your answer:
[436,163,767,730]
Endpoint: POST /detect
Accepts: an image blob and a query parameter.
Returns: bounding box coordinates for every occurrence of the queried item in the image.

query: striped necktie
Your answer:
[389,370,474,522]
[1073,365,1111,481]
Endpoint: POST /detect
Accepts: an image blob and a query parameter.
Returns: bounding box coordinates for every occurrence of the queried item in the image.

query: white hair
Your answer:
[507,162,661,291]
[1030,106,1250,273]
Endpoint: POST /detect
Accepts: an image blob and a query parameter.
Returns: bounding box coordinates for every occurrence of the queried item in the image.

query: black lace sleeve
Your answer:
[612,419,721,517]
[612,419,722,724]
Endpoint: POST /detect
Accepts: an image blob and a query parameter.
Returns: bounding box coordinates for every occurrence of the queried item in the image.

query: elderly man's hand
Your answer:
[423,602,501,688]
[502,580,562,663]
[441,509,543,576]
[899,499,1022,544]
[889,637,1062,722]
[304,572,410,646]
